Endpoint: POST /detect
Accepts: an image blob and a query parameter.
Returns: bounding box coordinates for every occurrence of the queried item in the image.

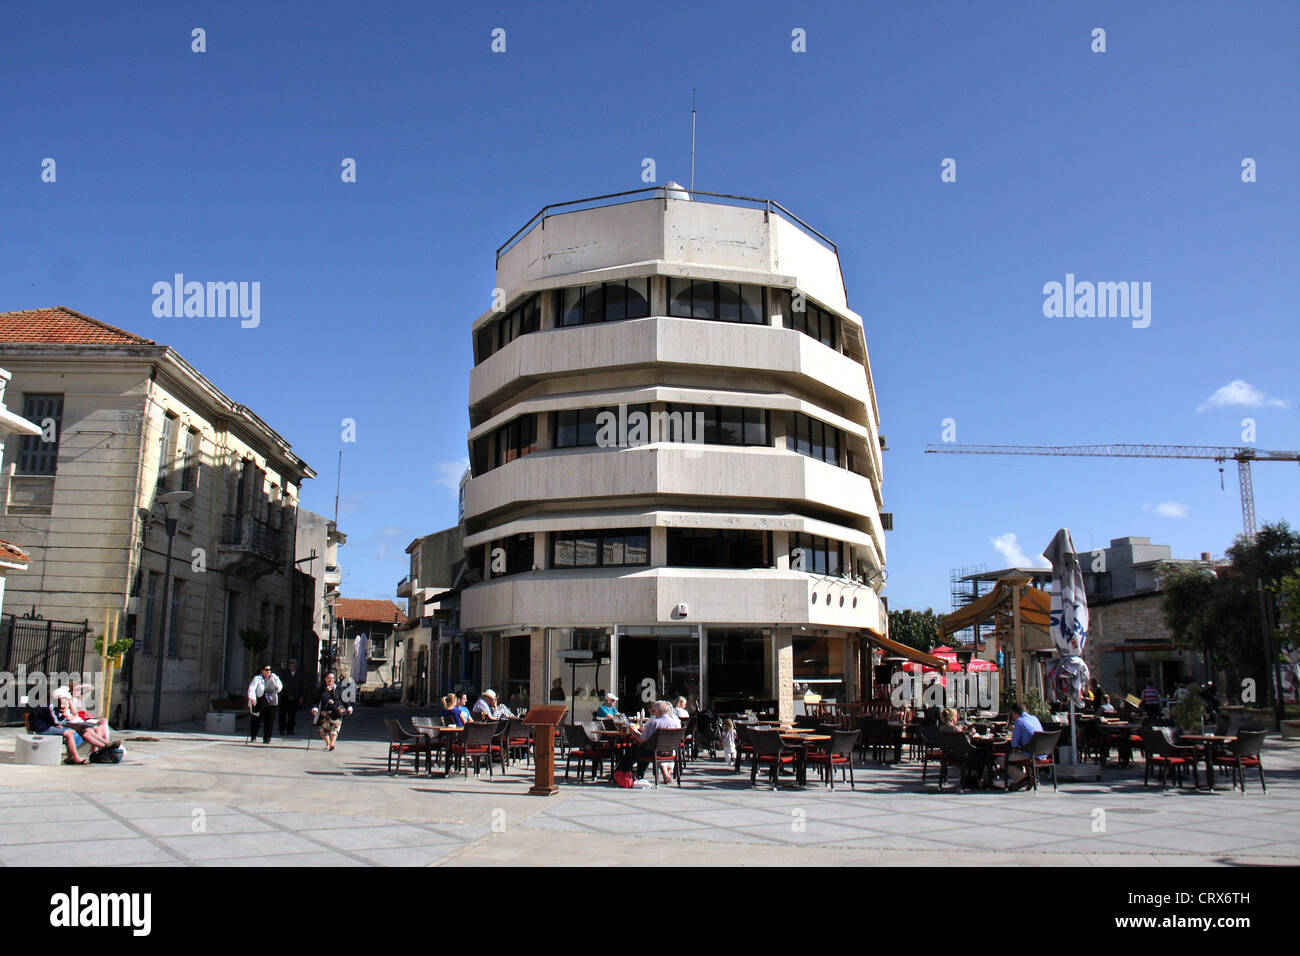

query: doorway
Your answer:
[616,634,699,713]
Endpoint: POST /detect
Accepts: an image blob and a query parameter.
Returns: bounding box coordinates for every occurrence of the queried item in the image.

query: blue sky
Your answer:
[2,1,1296,611]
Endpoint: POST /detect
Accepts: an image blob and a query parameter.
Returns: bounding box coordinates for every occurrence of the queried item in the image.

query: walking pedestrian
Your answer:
[278,658,305,735]
[247,664,283,744]
[312,671,352,751]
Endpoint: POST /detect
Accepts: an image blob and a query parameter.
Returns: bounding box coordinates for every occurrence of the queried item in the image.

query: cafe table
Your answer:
[778,732,830,787]
[415,725,462,777]
[968,734,1011,789]
[1095,721,1137,767]
[1176,734,1237,789]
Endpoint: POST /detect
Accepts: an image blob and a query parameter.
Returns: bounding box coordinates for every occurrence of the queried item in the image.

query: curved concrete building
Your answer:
[461,188,887,722]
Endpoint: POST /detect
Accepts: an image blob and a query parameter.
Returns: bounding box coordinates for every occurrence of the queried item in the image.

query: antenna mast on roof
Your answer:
[333,447,342,524]
[690,89,697,193]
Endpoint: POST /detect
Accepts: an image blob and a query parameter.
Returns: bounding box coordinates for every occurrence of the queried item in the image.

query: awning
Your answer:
[939,578,1051,642]
[866,632,947,670]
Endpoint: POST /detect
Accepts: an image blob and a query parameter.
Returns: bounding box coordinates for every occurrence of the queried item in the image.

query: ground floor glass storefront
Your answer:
[485,632,531,714]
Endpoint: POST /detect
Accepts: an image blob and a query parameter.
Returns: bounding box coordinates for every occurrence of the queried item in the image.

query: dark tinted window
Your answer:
[666,529,772,569]
[551,528,650,568]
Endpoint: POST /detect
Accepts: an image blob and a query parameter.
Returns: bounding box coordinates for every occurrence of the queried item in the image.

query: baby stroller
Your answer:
[695,711,722,758]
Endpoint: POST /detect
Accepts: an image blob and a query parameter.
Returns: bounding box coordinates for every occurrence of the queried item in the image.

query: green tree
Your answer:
[1280,570,1300,648]
[1160,521,1300,707]
[888,608,943,653]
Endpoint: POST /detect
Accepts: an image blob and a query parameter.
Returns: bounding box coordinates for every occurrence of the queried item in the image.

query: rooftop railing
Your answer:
[496,186,841,270]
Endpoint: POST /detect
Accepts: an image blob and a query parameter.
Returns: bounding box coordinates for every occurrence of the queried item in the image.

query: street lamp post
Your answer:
[150,490,193,730]
[323,590,339,681]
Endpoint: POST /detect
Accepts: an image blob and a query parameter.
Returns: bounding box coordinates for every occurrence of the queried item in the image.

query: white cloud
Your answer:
[1195,380,1288,413]
[989,532,1049,568]
[1143,501,1189,519]
[432,458,469,493]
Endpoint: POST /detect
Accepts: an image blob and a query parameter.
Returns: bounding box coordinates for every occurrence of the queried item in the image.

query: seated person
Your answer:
[593,693,620,719]
[937,706,966,734]
[1096,693,1117,715]
[1004,702,1044,790]
[30,687,104,764]
[620,700,681,783]
[455,693,475,726]
[472,689,515,720]
[440,693,471,726]
[672,696,691,720]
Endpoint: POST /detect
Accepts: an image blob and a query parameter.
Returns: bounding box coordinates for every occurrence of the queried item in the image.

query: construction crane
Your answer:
[924,443,1300,538]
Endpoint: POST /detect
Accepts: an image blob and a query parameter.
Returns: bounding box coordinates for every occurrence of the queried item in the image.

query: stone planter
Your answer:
[204,711,237,734]
[1281,720,1300,739]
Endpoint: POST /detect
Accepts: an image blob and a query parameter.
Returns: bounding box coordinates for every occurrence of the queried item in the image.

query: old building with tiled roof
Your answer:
[0,307,330,725]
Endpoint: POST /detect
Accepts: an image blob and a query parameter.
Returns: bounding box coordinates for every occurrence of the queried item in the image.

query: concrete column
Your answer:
[650,525,667,567]
[650,276,667,316]
[532,533,548,572]
[776,629,794,723]
[535,409,553,451]
[529,628,548,708]
[775,531,790,571]
[539,290,555,330]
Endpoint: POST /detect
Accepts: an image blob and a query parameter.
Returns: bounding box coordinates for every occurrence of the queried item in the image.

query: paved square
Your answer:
[2,713,1297,867]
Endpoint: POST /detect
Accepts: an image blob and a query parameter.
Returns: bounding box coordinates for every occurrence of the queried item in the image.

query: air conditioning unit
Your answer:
[880,513,894,531]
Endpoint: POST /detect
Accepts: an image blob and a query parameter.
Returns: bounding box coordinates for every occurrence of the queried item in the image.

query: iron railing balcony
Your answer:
[220,513,284,565]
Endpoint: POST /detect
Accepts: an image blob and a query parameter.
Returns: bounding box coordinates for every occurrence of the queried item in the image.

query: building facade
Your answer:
[332,597,407,696]
[0,366,41,615]
[397,526,465,706]
[460,188,888,722]
[0,308,315,725]
[294,508,346,680]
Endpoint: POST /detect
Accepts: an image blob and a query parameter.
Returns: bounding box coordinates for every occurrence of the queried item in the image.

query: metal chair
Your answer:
[805,729,859,789]
[449,721,499,778]
[748,729,798,790]
[384,718,431,775]
[1141,728,1198,790]
[1214,729,1266,793]
[935,731,981,792]
[646,727,685,788]
[505,717,532,768]
[563,724,613,783]
[1005,729,1063,792]
[918,726,945,784]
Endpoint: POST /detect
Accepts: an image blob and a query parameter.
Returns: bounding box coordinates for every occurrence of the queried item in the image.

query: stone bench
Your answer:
[14,733,65,766]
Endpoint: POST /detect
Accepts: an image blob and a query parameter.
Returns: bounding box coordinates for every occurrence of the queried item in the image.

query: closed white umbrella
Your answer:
[353,633,369,687]
[1043,528,1091,768]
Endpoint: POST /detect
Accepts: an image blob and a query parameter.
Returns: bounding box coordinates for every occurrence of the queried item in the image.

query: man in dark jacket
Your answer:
[278,659,305,735]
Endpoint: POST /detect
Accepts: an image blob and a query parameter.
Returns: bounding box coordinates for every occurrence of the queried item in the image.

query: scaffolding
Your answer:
[948,565,987,647]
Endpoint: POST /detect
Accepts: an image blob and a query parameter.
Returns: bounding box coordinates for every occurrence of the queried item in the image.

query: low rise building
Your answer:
[0,307,315,724]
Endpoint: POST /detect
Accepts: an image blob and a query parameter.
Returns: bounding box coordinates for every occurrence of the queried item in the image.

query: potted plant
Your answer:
[239,627,270,660]
[1173,683,1207,734]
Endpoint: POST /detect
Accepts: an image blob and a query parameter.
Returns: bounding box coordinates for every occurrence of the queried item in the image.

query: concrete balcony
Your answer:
[469,316,872,425]
[324,565,342,587]
[396,575,413,598]
[464,444,885,561]
[460,566,884,634]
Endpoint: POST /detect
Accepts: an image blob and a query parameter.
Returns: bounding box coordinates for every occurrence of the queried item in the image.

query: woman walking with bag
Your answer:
[312,672,353,751]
